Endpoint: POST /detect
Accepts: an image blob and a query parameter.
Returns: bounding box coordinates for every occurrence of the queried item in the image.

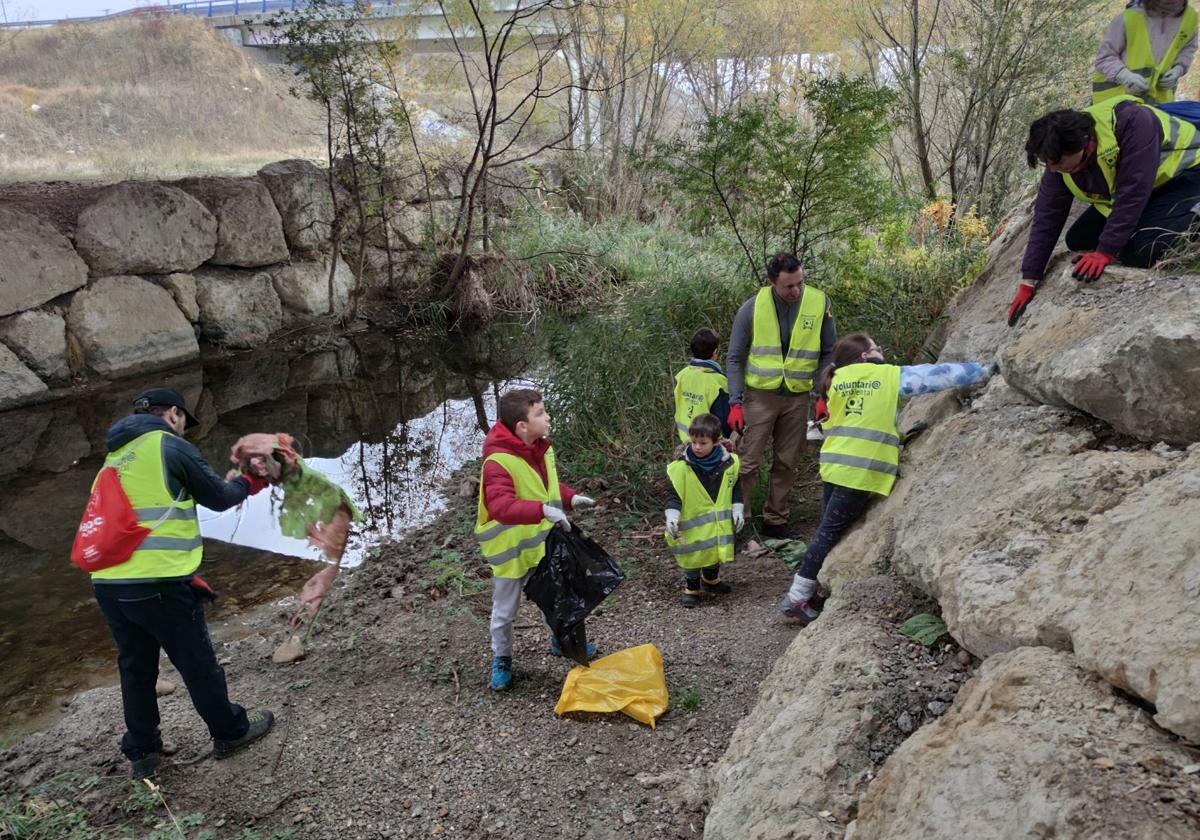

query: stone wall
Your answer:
[0,160,432,410]
[706,207,1200,838]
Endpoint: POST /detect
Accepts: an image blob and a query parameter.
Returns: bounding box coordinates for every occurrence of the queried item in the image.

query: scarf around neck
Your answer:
[685,444,725,474]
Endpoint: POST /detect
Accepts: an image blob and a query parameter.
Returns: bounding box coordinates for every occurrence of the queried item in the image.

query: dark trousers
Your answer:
[683,565,721,590]
[94,580,248,761]
[1065,166,1200,267]
[797,483,874,580]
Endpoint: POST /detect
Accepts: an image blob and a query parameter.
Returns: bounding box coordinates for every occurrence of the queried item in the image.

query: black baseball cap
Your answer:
[132,387,199,429]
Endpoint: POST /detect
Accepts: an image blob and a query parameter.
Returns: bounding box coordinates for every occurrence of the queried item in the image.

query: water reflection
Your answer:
[0,325,533,735]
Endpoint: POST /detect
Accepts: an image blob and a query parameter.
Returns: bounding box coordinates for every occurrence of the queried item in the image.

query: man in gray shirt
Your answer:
[727,252,836,539]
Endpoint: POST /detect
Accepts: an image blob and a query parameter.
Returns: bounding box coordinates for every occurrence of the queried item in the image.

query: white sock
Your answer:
[788,575,817,603]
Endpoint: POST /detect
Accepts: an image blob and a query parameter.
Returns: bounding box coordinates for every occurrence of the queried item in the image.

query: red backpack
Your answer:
[70,467,151,573]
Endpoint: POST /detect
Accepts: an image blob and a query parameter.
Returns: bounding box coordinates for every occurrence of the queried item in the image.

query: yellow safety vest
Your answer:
[90,430,203,581]
[673,364,728,443]
[818,363,901,497]
[474,448,562,579]
[1093,7,1198,105]
[1063,95,1200,217]
[664,454,739,570]
[744,286,826,394]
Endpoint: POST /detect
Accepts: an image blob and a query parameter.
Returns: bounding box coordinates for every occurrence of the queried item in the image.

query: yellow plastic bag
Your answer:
[554,644,669,728]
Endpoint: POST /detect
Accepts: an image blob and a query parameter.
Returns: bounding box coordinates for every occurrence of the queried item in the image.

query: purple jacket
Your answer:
[1021,101,1162,282]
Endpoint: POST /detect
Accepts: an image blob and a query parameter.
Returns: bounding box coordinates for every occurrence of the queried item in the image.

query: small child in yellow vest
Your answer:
[474,388,596,691]
[672,328,733,444]
[664,413,744,606]
[777,333,996,626]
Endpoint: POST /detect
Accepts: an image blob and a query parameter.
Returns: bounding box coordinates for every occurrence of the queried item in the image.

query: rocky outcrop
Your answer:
[270,256,354,318]
[193,266,283,349]
[74,182,218,275]
[851,647,1200,840]
[0,343,48,408]
[257,159,340,256]
[154,273,200,322]
[176,176,290,268]
[66,276,199,378]
[0,309,71,384]
[0,206,88,317]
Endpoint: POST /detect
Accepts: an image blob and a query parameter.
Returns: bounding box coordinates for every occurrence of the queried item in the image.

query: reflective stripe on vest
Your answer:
[743,286,826,394]
[673,365,728,443]
[474,448,562,579]
[90,430,203,581]
[1092,7,1198,105]
[663,454,739,570]
[818,363,901,497]
[1064,95,1200,217]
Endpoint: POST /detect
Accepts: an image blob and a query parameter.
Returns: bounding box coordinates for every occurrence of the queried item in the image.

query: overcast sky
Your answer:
[5,0,182,22]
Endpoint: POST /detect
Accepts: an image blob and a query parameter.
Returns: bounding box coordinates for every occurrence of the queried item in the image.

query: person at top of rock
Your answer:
[474,387,597,692]
[86,387,276,780]
[672,328,733,444]
[726,251,836,541]
[1007,94,1200,326]
[1093,0,1197,106]
[776,335,996,627]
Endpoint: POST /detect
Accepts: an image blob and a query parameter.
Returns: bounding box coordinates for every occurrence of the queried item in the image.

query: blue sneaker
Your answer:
[490,656,512,691]
[549,637,597,658]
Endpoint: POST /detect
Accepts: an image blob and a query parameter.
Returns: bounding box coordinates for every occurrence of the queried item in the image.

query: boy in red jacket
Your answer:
[474,388,594,690]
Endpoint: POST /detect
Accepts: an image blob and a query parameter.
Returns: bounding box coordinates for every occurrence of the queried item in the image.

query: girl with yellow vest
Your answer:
[777,335,995,625]
[1094,1,1197,105]
[475,388,595,691]
[1008,95,1200,325]
[664,413,744,606]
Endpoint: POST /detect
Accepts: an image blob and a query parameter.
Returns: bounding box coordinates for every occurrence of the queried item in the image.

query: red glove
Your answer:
[241,473,270,496]
[1007,282,1036,327]
[813,396,829,423]
[728,404,745,433]
[1070,251,1115,283]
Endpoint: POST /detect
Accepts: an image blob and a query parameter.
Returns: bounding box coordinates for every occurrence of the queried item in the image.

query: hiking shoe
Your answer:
[777,595,821,626]
[130,753,160,780]
[681,590,702,607]
[490,656,513,691]
[549,638,597,659]
[702,578,732,594]
[761,522,803,541]
[213,709,275,759]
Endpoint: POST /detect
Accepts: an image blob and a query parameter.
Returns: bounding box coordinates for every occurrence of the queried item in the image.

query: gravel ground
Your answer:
[2,468,832,838]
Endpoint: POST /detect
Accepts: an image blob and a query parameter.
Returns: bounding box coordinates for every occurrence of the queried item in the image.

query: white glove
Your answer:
[543,504,571,531]
[665,509,681,539]
[1117,67,1150,96]
[571,495,595,509]
[1161,64,1185,89]
[732,503,745,533]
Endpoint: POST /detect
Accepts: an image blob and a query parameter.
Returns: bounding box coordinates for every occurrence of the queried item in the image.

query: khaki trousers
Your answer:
[737,388,809,527]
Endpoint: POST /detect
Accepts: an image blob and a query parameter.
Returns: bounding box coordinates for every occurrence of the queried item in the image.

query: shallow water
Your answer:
[0,327,533,735]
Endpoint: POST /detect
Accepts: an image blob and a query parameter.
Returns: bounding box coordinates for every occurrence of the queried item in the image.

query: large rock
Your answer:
[192,267,282,349]
[74,182,217,275]
[826,378,1200,741]
[0,206,88,317]
[852,647,1200,840]
[257,160,340,256]
[0,407,52,476]
[0,309,70,383]
[707,577,956,840]
[175,176,289,267]
[1000,266,1200,445]
[154,273,200,322]
[0,343,47,408]
[66,276,199,378]
[270,256,353,318]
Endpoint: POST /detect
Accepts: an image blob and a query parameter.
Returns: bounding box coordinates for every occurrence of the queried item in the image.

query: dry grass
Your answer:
[0,15,327,181]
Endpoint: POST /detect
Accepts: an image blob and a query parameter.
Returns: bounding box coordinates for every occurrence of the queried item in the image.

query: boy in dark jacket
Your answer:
[474,388,595,690]
[664,413,744,606]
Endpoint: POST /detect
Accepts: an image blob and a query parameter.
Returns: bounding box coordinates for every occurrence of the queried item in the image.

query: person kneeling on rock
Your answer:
[778,336,995,626]
[664,413,744,607]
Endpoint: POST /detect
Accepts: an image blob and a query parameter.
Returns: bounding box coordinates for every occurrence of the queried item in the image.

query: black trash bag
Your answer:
[523,524,624,666]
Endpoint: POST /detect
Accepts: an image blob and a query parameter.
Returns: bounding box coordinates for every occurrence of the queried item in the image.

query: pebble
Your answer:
[1182,764,1200,775]
[1093,757,1116,770]
[564,735,579,747]
[155,679,176,696]
[621,809,637,825]
[896,711,916,734]
[926,701,950,716]
[955,650,972,666]
[593,745,610,754]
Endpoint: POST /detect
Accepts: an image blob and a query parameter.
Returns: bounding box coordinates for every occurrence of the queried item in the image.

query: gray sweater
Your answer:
[726,288,837,403]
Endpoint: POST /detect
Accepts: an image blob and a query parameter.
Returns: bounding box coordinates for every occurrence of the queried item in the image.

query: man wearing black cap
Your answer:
[89,386,274,779]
